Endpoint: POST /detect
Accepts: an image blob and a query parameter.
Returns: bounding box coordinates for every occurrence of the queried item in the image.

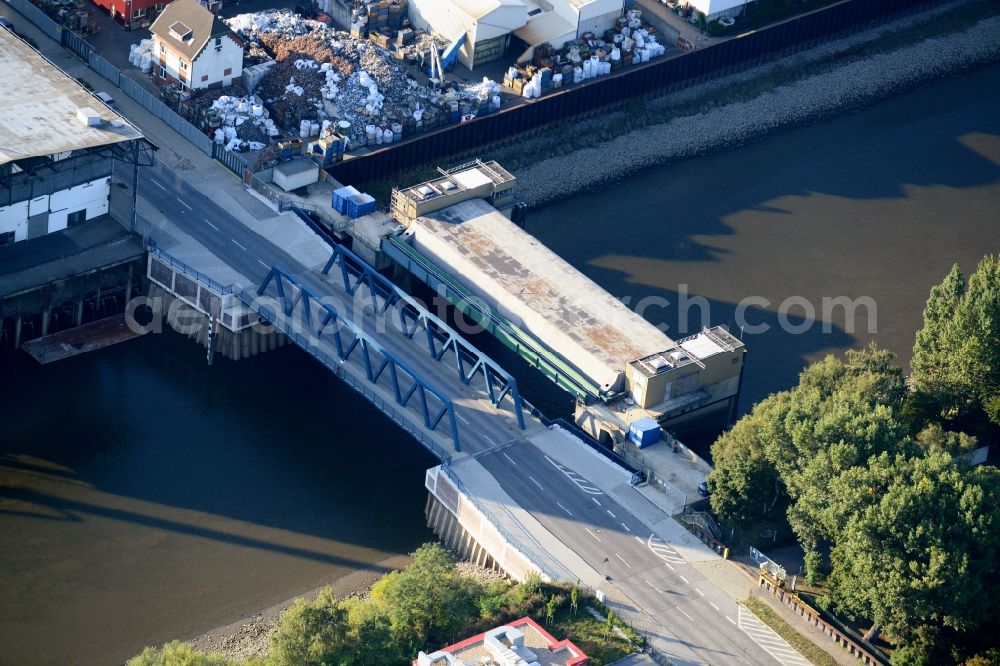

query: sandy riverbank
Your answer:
[490,0,1000,206]
[186,554,507,662]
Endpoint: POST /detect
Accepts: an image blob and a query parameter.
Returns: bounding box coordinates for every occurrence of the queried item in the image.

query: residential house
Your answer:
[149,0,243,92]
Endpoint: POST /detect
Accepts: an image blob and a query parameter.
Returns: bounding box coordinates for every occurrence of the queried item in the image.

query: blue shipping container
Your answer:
[332,185,360,214]
[628,417,661,448]
[347,193,376,219]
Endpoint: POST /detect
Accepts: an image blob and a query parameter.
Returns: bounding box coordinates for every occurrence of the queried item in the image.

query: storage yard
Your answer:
[122,1,668,162]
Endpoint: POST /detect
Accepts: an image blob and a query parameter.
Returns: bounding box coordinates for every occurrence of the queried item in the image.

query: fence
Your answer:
[147,241,233,295]
[759,572,889,665]
[61,27,92,60]
[326,0,930,185]
[213,142,252,177]
[88,51,120,85]
[5,0,60,40]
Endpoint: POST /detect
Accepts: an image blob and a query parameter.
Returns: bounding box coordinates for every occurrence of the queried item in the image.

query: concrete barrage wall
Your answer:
[424,466,542,582]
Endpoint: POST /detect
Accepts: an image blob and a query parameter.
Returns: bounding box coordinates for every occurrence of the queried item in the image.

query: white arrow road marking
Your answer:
[647,534,686,564]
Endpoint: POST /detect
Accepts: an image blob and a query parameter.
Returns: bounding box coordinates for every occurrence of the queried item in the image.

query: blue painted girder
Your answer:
[321,241,525,430]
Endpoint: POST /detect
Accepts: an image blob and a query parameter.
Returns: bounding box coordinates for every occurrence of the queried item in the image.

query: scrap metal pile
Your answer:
[222,10,503,151]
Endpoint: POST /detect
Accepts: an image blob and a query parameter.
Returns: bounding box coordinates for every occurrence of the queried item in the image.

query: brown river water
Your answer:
[1,62,998,666]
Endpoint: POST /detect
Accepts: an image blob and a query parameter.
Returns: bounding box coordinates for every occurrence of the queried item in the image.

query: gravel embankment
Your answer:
[510,9,1000,206]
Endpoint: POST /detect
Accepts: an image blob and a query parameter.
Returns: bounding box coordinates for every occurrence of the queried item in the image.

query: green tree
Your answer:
[342,598,398,665]
[570,582,579,616]
[605,610,615,645]
[708,394,786,526]
[268,588,353,666]
[369,543,481,655]
[126,641,233,666]
[911,256,1000,426]
[824,451,1000,643]
[709,345,907,554]
[545,594,557,626]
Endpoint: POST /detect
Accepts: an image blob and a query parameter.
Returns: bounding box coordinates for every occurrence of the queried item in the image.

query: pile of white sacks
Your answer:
[210,95,273,152]
[129,39,154,73]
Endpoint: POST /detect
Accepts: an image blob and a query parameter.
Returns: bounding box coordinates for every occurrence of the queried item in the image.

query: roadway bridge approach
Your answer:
[133,154,803,666]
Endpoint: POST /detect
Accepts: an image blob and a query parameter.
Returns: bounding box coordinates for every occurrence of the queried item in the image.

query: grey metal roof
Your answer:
[0,29,142,166]
[149,0,236,62]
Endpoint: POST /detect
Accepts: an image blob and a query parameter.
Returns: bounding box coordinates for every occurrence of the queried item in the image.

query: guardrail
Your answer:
[759,572,889,665]
[147,241,233,295]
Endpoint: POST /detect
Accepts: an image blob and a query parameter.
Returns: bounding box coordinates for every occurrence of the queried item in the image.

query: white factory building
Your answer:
[408,0,624,69]
[0,27,145,245]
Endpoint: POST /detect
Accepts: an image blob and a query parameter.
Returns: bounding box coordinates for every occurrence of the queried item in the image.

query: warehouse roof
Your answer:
[405,197,675,392]
[0,30,142,166]
[515,11,576,47]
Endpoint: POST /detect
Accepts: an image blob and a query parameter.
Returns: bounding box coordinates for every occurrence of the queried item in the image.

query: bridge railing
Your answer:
[384,235,603,404]
[235,268,461,453]
[318,236,526,430]
[236,285,454,464]
[147,241,233,295]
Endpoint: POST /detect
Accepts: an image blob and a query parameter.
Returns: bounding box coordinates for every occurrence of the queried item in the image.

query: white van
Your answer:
[94,91,116,106]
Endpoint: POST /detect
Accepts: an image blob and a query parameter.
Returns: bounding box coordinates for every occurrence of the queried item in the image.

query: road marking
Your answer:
[556,502,573,517]
[647,533,686,564]
[738,605,811,666]
[543,455,603,495]
[177,198,192,211]
[204,218,219,231]
[232,239,248,251]
[727,616,737,625]
[528,475,543,490]
[621,522,631,532]
[635,536,644,544]
[256,259,269,269]
[645,580,659,591]
[664,561,674,571]
[709,602,720,611]
[150,178,167,191]
[591,497,601,506]
[501,452,516,466]
[606,510,616,518]
[695,587,704,596]
[482,434,497,446]
[679,575,690,585]
[456,413,470,425]
[678,608,694,622]
[615,553,631,568]
[584,528,602,543]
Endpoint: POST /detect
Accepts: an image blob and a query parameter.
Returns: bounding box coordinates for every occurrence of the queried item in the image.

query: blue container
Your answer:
[628,417,661,448]
[332,185,360,214]
[347,193,376,219]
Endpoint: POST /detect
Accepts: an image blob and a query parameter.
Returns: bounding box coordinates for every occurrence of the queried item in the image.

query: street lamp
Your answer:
[603,556,610,581]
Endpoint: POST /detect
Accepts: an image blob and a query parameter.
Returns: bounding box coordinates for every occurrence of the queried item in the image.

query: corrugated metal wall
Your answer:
[327,0,927,186]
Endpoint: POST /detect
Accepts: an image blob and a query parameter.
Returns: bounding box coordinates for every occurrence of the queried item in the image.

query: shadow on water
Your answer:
[527,62,1000,422]
[0,329,438,665]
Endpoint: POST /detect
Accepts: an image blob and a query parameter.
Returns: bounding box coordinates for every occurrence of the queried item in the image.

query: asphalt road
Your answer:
[137,163,790,666]
[477,441,780,666]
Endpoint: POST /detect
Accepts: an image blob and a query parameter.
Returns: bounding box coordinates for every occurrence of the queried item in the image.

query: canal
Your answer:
[1,62,998,665]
